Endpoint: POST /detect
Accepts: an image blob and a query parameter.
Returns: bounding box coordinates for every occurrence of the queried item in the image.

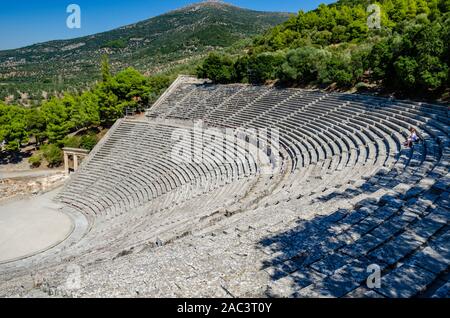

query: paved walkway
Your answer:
[0,189,73,264]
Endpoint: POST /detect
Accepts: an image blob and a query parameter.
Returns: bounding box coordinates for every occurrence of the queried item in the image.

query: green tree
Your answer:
[0,103,28,151]
[68,91,100,130]
[394,56,419,88]
[368,38,395,81]
[95,84,120,126]
[320,53,355,87]
[246,52,285,84]
[416,0,431,15]
[407,0,418,19]
[196,53,236,84]
[95,67,151,125]
[41,98,72,145]
[25,107,47,147]
[279,47,330,84]
[390,0,408,22]
[112,67,151,106]
[346,20,369,40]
[148,75,172,103]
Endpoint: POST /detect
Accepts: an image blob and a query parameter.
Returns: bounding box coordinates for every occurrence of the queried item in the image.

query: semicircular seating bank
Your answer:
[0,76,448,298]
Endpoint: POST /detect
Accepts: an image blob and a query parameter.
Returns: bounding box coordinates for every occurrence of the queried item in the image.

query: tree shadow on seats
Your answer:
[257,100,448,297]
[258,180,448,297]
[258,203,374,297]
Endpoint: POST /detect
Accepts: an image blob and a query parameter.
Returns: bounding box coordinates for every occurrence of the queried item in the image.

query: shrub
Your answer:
[80,133,98,151]
[196,53,236,83]
[279,47,330,84]
[28,154,42,168]
[246,52,286,84]
[63,136,81,148]
[320,53,355,87]
[355,82,370,91]
[41,144,63,167]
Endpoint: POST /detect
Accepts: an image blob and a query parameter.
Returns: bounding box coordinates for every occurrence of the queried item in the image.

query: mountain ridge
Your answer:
[2,1,281,52]
[0,1,290,104]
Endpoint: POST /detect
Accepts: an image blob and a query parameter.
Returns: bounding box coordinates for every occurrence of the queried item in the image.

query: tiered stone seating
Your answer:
[146,83,197,119]
[0,76,447,298]
[142,78,449,297]
[58,120,261,218]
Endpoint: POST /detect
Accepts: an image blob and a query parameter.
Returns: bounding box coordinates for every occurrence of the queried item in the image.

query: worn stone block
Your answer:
[340,234,384,258]
[408,246,450,274]
[406,217,446,243]
[376,264,436,298]
[369,232,423,265]
[310,252,353,276]
[370,221,404,241]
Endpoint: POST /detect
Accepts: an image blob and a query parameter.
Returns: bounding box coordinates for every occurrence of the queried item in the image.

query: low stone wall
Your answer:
[0,173,67,203]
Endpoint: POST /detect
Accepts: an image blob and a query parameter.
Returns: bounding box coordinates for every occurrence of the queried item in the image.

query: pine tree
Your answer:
[416,0,431,15]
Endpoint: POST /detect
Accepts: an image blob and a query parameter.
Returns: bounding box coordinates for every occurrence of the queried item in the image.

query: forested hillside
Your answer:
[197,0,450,99]
[0,57,170,167]
[0,1,291,167]
[0,1,289,105]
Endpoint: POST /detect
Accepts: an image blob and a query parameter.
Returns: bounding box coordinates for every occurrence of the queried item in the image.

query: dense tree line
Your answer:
[197,0,449,96]
[0,56,171,166]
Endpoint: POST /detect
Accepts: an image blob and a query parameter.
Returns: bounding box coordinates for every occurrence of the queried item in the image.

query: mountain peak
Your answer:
[193,0,230,6]
[174,0,239,12]
[202,0,227,4]
[0,1,290,103]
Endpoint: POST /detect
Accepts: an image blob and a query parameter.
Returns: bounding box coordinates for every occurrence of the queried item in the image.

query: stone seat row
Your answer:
[59,120,266,219]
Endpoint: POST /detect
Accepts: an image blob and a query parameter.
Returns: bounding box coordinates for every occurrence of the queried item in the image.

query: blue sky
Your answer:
[0,0,336,50]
